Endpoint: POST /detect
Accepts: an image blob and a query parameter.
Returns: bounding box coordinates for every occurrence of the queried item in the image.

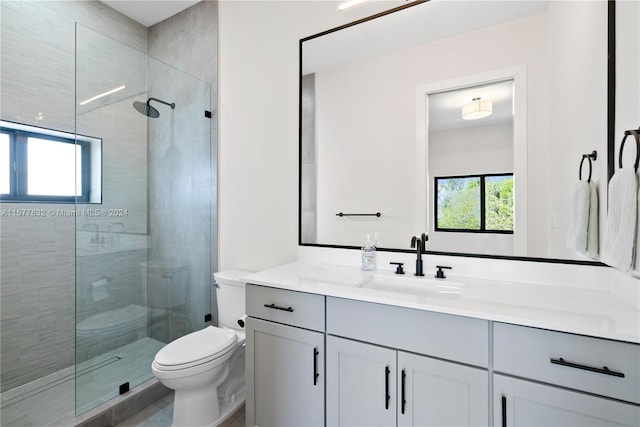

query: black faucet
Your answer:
[410,233,428,277]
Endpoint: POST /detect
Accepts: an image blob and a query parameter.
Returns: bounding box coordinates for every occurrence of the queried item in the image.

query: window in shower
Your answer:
[0,133,10,195]
[0,121,102,203]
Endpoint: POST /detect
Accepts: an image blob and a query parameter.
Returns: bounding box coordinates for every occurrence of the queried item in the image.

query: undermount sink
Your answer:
[359,273,464,298]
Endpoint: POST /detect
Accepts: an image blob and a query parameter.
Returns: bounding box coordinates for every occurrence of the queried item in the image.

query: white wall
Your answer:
[545,1,608,260]
[615,0,640,171]
[218,0,408,271]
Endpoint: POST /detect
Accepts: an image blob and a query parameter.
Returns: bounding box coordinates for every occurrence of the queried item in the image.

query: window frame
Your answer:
[434,172,514,234]
[0,121,101,204]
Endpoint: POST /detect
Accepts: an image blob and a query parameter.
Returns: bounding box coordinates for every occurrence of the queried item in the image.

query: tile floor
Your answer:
[1,338,165,426]
[115,394,246,427]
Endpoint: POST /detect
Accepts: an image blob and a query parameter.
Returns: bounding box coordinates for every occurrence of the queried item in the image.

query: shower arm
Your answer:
[148,97,175,110]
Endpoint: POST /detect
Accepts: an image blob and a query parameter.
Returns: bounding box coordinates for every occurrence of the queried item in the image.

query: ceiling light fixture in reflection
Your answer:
[461,97,493,120]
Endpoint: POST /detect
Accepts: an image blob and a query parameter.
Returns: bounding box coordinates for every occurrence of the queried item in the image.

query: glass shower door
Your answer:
[75,24,211,415]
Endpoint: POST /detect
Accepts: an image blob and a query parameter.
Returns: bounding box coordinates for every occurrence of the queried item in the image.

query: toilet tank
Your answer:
[143,261,191,308]
[213,270,250,329]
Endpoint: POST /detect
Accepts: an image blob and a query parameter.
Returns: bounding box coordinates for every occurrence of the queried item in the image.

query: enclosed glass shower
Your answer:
[74,23,212,415]
[0,22,212,424]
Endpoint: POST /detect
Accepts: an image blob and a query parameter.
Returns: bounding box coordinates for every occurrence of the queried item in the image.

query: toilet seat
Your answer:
[154,326,237,371]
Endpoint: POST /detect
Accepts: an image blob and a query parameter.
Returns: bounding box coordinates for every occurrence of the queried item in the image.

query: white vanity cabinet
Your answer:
[245,277,640,427]
[493,323,640,427]
[326,336,397,426]
[494,375,640,427]
[326,297,489,426]
[246,285,325,427]
[398,351,489,427]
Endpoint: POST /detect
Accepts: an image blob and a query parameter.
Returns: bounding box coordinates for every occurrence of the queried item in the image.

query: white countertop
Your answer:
[242,262,640,344]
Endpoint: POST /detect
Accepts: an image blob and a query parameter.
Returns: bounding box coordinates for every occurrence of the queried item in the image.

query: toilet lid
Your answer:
[154,326,237,368]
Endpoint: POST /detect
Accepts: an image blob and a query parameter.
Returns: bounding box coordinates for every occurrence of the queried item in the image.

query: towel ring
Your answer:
[579,156,593,182]
[579,150,596,183]
[618,129,640,172]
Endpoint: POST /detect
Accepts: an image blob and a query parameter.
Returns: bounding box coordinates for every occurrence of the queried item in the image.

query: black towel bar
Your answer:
[336,212,381,217]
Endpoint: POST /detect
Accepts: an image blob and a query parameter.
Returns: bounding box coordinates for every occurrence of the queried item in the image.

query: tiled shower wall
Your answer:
[147,1,218,332]
[0,1,147,392]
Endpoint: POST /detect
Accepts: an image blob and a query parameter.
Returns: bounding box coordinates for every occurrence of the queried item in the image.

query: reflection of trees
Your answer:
[437,178,480,229]
[486,177,513,230]
[437,176,513,231]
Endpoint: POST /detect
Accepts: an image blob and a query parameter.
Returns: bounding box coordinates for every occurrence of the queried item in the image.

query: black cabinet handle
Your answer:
[384,366,391,410]
[263,303,294,312]
[313,347,319,386]
[550,357,625,378]
[501,395,507,427]
[401,369,406,414]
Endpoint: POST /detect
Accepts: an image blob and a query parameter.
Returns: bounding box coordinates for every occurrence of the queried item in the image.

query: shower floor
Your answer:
[0,337,165,427]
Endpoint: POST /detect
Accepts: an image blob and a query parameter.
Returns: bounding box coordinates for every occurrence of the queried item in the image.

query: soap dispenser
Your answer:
[361,234,376,271]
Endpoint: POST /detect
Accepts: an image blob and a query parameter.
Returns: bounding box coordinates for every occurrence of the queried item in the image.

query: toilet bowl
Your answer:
[152,270,250,427]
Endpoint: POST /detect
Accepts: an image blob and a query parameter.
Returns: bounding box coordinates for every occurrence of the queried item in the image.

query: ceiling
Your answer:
[100,0,200,27]
[428,80,514,132]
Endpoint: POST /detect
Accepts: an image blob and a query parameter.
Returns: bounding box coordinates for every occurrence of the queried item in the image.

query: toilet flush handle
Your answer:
[212,281,219,288]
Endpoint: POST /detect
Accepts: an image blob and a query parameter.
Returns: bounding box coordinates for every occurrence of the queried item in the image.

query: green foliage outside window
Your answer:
[436,174,513,233]
[437,177,480,230]
[485,176,513,231]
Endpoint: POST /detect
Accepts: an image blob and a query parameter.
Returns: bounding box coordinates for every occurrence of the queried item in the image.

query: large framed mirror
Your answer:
[299,0,623,264]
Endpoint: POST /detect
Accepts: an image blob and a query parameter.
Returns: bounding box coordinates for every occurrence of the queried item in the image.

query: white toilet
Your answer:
[152,270,249,427]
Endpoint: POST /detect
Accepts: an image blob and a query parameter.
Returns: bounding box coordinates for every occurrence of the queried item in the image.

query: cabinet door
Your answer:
[326,335,397,426]
[494,374,640,427]
[246,317,324,427]
[398,351,488,427]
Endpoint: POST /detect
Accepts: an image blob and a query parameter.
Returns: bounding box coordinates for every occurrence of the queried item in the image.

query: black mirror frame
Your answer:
[298,0,616,267]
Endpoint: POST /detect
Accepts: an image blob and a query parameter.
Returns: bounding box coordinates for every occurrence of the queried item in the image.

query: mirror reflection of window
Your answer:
[436,176,481,230]
[428,80,515,253]
[435,174,513,233]
[485,174,514,231]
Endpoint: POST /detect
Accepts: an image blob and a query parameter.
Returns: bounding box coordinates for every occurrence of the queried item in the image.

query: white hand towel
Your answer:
[602,169,638,271]
[566,180,590,253]
[586,181,599,258]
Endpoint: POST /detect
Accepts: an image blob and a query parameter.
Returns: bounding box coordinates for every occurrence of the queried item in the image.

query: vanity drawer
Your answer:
[494,323,640,404]
[327,297,489,367]
[246,284,324,331]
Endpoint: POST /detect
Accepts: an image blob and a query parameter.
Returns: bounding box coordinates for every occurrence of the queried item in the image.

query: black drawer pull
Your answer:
[263,303,294,312]
[401,369,407,414]
[384,365,391,410]
[550,357,625,378]
[313,347,319,386]
[501,395,507,427]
